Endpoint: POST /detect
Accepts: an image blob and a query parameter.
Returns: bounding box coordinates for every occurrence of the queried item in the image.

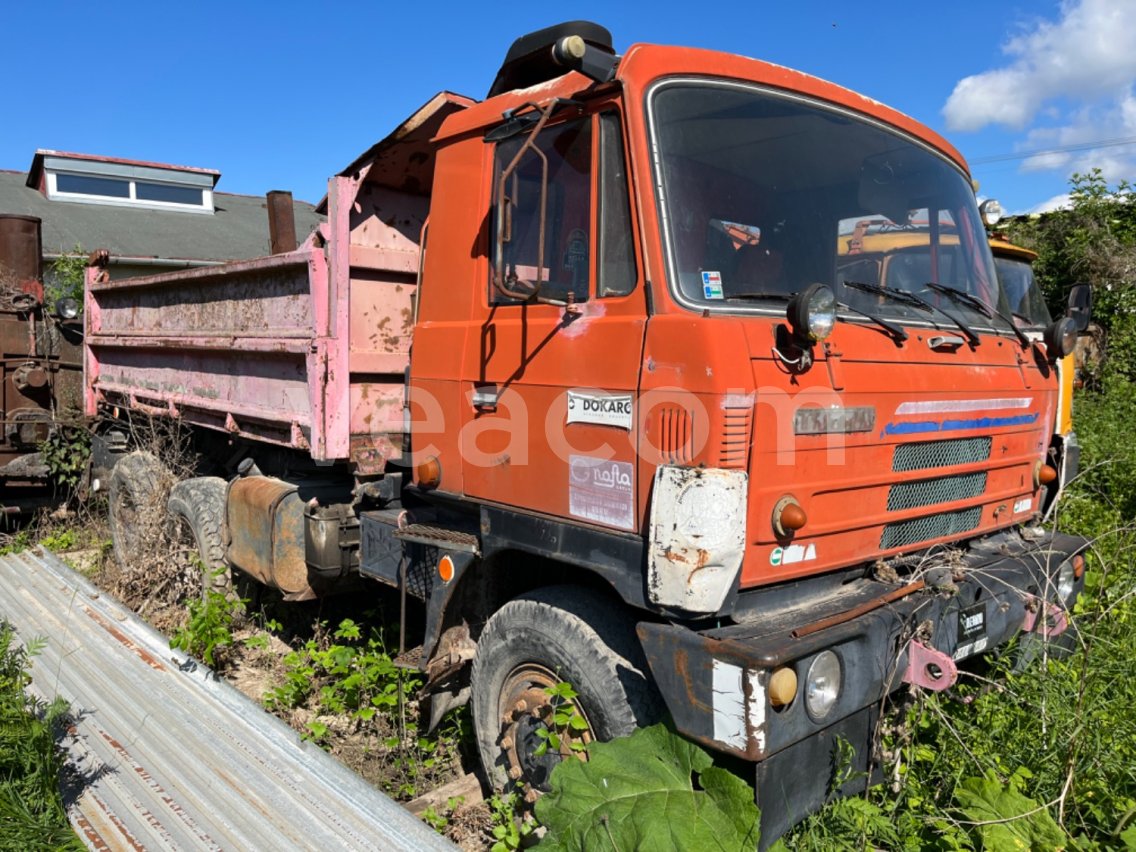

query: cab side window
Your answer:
[598,112,636,297]
[491,118,592,304]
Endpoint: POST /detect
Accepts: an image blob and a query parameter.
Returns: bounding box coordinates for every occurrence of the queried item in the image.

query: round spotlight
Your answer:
[979,199,1003,227]
[1043,316,1078,360]
[55,298,80,319]
[787,284,836,343]
[805,650,842,720]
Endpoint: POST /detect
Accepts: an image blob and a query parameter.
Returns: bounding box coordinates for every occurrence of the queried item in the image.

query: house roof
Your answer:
[0,168,323,263]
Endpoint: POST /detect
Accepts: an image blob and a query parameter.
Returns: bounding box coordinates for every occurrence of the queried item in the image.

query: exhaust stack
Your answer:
[267,191,297,255]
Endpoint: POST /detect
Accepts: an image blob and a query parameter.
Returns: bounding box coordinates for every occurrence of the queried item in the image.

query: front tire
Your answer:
[470,585,661,792]
[167,477,229,595]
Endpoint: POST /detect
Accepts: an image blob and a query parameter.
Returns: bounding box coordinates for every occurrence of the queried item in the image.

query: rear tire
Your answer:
[470,585,661,792]
[167,477,229,595]
[107,451,166,569]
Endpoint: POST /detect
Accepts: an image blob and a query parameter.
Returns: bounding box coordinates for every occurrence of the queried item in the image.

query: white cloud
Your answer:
[943,0,1136,132]
[1028,193,1073,214]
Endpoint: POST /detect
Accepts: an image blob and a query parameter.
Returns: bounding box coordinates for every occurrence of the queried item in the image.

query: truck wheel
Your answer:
[471,585,661,793]
[107,451,167,569]
[167,477,230,596]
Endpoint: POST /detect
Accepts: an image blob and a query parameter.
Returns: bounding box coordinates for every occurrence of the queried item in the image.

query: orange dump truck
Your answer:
[86,22,1089,844]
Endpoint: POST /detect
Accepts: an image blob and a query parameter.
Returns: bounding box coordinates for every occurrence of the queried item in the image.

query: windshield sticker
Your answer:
[702,271,724,300]
[770,543,816,566]
[566,390,633,430]
[569,455,634,530]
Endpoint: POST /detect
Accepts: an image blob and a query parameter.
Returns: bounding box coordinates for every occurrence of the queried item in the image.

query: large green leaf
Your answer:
[534,724,759,851]
[954,772,1068,851]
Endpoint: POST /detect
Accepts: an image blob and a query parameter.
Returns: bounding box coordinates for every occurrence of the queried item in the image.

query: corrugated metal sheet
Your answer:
[0,548,454,851]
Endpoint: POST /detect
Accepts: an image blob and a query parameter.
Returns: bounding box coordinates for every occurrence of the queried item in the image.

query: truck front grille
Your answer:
[892,437,992,473]
[886,471,988,512]
[880,506,982,550]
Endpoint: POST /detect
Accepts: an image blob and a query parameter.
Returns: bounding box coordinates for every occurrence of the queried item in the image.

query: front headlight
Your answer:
[788,283,836,342]
[1057,560,1076,602]
[805,650,842,720]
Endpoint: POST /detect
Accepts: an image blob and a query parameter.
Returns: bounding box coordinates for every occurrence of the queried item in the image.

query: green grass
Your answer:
[0,626,83,851]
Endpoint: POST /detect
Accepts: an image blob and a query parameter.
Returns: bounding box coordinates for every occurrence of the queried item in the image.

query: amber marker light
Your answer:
[417,455,441,489]
[438,554,455,583]
[773,496,808,537]
[1073,554,1085,580]
[769,666,798,709]
[1034,461,1059,488]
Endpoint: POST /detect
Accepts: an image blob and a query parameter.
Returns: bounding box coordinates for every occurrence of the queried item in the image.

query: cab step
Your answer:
[393,524,480,554]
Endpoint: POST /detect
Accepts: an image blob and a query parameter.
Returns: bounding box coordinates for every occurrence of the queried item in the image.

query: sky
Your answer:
[4,0,1134,214]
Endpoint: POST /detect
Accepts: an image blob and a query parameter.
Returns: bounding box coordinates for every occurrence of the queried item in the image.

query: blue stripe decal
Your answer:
[882,412,1039,437]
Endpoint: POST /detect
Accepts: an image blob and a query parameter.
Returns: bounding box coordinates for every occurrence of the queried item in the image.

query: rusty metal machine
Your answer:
[0,215,84,514]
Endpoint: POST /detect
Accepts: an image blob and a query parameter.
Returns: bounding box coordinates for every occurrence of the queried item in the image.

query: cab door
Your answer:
[459,109,646,531]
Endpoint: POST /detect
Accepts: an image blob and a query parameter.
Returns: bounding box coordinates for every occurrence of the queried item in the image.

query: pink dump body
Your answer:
[84,93,472,469]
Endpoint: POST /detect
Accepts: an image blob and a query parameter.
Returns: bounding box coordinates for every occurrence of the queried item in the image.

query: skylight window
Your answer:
[39,153,216,214]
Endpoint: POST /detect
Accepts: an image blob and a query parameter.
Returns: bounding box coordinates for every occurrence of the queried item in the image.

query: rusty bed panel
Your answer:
[0,548,452,851]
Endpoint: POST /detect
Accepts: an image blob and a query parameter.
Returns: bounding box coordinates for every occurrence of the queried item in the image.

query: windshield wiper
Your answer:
[924,282,1031,349]
[842,279,933,312]
[842,279,981,347]
[836,302,908,343]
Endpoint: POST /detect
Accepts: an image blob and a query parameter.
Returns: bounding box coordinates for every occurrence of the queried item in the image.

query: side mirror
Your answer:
[1066,282,1092,333]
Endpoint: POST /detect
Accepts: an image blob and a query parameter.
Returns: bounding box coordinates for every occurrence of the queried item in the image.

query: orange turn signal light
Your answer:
[416,455,441,489]
[773,496,808,537]
[1073,554,1085,579]
[1038,463,1059,486]
[769,666,798,709]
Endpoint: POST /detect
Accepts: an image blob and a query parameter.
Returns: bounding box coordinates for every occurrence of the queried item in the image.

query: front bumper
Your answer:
[637,529,1086,841]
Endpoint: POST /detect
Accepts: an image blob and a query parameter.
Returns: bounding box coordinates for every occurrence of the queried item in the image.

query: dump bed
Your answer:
[84,93,472,471]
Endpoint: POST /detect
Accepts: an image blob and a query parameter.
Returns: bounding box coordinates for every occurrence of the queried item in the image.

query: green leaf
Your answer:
[1121,823,1136,851]
[534,724,759,851]
[954,772,1067,851]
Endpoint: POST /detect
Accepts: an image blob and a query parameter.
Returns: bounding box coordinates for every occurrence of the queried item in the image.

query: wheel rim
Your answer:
[497,663,593,797]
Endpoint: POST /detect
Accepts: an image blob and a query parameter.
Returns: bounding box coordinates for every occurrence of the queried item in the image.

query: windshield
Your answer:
[993,255,1052,329]
[650,81,1008,330]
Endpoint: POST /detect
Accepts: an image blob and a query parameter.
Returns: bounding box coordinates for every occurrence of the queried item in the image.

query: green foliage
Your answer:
[169,582,242,668]
[533,681,589,757]
[40,427,91,493]
[488,792,534,852]
[955,769,1066,850]
[535,723,760,851]
[0,626,84,850]
[264,617,414,738]
[47,246,86,306]
[39,529,78,553]
[0,530,31,556]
